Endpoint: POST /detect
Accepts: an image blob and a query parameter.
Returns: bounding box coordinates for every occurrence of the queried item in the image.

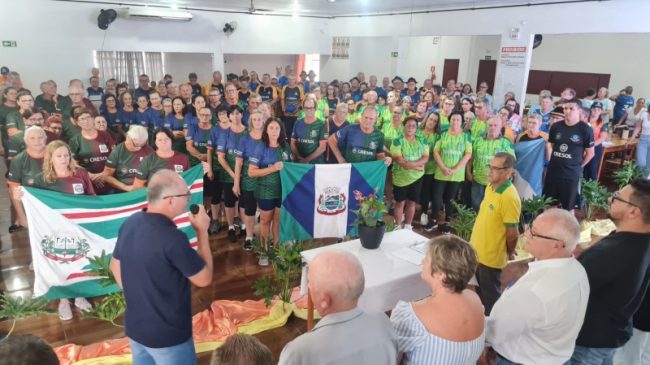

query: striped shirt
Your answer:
[390,301,485,365]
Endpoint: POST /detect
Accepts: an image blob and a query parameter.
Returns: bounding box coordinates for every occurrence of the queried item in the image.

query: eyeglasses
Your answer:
[199,113,212,117]
[163,191,191,200]
[525,227,565,247]
[611,191,639,208]
[488,164,508,171]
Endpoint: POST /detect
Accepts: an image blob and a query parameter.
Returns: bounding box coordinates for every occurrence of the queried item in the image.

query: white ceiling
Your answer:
[57,0,588,17]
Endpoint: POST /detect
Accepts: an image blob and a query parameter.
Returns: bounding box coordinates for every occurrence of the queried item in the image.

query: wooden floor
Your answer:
[0,161,449,364]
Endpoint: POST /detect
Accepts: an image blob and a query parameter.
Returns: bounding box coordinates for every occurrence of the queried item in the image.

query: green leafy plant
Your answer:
[83,292,125,326]
[614,160,644,189]
[449,201,477,241]
[0,293,52,340]
[81,250,125,326]
[519,195,556,231]
[581,178,611,222]
[253,238,309,307]
[351,189,388,228]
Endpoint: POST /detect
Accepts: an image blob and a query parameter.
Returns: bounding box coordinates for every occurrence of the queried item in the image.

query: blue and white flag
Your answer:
[280,161,387,242]
[514,138,546,199]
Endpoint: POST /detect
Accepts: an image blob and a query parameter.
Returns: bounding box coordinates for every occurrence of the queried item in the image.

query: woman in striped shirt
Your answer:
[390,235,485,364]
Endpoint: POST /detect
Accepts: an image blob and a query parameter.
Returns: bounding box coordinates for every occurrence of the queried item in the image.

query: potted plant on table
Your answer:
[580,178,611,234]
[351,190,388,249]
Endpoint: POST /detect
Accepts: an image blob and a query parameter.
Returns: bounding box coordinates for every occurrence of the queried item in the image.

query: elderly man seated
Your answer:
[279,251,397,365]
[486,208,589,365]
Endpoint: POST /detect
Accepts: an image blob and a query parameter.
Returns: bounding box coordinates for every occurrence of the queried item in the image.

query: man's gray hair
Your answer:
[147,169,184,205]
[127,125,148,142]
[24,126,46,142]
[311,251,365,303]
[537,208,581,252]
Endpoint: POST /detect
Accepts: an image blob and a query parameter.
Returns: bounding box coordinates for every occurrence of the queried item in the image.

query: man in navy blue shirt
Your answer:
[110,169,212,364]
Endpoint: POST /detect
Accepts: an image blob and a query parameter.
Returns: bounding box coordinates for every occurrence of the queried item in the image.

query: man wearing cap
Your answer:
[543,99,595,212]
[401,77,420,105]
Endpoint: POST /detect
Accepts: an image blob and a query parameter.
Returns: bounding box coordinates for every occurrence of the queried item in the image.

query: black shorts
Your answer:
[542,175,579,210]
[241,190,257,216]
[222,182,239,208]
[393,177,423,203]
[207,177,223,205]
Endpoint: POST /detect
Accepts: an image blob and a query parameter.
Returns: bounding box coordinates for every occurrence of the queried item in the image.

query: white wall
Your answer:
[1,0,332,92]
[320,37,396,82]
[224,54,296,79]
[163,52,213,83]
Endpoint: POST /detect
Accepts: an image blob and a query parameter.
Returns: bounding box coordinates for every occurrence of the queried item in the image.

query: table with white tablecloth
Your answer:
[300,229,431,329]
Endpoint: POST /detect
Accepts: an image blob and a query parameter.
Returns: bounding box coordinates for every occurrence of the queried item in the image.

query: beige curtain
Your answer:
[96,51,163,88]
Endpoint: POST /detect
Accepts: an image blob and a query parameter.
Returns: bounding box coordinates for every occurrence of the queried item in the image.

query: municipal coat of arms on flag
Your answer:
[21,165,204,300]
[280,160,387,242]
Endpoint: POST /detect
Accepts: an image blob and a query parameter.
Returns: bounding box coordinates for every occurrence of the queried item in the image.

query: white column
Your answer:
[211,51,224,75]
[492,30,534,109]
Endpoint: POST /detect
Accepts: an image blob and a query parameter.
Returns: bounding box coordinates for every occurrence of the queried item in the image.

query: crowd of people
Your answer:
[1,64,650,364]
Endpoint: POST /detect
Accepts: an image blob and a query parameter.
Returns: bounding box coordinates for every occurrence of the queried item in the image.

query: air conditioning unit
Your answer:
[126,7,192,21]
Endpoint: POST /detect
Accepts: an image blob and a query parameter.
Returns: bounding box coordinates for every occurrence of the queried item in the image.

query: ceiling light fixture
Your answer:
[327,0,336,2]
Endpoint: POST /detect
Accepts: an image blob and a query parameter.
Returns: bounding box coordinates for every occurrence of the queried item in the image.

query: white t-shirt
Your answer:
[597,98,613,122]
[624,106,646,128]
[640,111,650,136]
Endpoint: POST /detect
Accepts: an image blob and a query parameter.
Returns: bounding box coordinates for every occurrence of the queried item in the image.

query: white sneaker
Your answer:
[58,299,73,320]
[404,224,413,230]
[74,297,93,312]
[258,255,269,266]
[420,213,428,226]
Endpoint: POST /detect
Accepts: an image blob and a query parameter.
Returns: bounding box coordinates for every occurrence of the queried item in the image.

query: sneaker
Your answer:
[239,224,247,238]
[404,224,413,230]
[440,223,451,234]
[424,220,438,232]
[208,220,220,234]
[228,228,237,242]
[58,299,73,320]
[233,217,242,229]
[420,213,429,226]
[8,224,25,233]
[244,239,253,251]
[74,297,93,312]
[258,255,269,266]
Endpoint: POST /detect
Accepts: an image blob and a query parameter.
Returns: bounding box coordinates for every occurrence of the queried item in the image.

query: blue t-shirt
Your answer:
[116,109,136,128]
[614,95,635,123]
[146,108,164,129]
[351,89,362,102]
[278,75,289,88]
[112,211,204,348]
[335,124,385,163]
[132,109,151,128]
[102,110,119,127]
[161,114,183,131]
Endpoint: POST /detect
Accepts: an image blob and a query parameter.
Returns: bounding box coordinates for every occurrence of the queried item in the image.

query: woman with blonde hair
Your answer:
[32,140,95,320]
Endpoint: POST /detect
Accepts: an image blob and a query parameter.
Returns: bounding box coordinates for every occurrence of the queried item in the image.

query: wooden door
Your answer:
[442,59,460,86]
[476,59,497,93]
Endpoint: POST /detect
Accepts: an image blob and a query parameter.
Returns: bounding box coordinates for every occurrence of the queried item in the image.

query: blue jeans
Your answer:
[470,181,486,212]
[637,135,650,177]
[569,345,616,365]
[129,337,196,365]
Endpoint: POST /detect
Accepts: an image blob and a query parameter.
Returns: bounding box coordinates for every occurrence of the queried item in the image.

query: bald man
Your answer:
[110,170,212,364]
[279,251,397,365]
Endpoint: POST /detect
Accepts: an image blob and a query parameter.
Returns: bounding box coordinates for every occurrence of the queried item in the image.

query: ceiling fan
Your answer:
[248,0,273,13]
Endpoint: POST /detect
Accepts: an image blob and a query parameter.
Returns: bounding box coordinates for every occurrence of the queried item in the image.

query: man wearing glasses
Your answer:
[570,178,650,364]
[486,208,589,365]
[291,98,327,164]
[110,169,212,364]
[543,99,594,212]
[470,152,521,315]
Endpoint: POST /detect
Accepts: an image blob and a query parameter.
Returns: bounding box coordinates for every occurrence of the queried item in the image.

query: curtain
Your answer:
[96,51,163,88]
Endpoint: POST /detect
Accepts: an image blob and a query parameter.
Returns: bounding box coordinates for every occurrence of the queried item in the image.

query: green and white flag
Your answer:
[21,165,204,300]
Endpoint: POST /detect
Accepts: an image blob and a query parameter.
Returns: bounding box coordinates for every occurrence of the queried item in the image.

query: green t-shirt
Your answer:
[417,130,439,175]
[68,131,115,174]
[433,131,472,182]
[217,128,247,184]
[105,143,154,187]
[471,136,515,186]
[381,121,404,149]
[0,105,18,141]
[291,118,327,164]
[62,116,81,141]
[5,110,24,132]
[136,152,189,182]
[6,131,25,158]
[186,124,213,167]
[471,119,488,141]
[439,113,450,133]
[7,151,43,186]
[390,136,429,187]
